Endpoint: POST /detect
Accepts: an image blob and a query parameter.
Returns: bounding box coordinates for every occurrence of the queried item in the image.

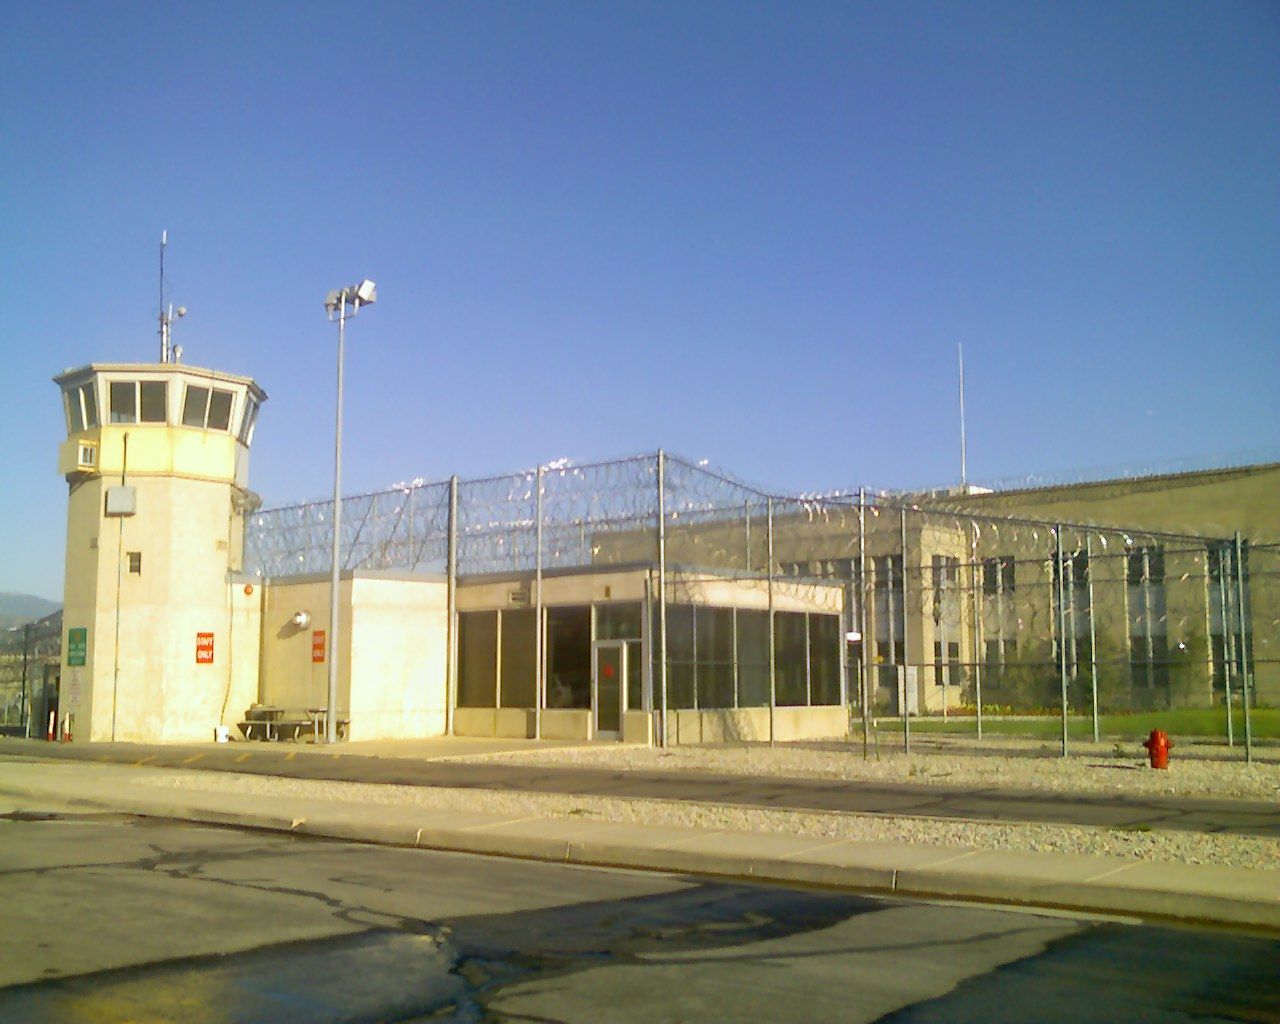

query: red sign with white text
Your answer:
[312,630,326,664]
[195,632,215,664]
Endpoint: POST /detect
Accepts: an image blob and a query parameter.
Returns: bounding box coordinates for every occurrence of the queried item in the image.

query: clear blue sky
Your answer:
[2,1,1277,600]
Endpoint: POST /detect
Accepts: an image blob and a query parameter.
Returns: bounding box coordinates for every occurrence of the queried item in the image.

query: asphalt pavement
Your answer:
[2,804,1277,1024]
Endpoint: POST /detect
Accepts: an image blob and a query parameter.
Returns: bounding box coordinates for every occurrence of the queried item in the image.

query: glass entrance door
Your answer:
[592,641,626,739]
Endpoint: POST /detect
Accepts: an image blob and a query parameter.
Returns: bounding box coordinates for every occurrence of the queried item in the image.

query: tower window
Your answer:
[109,381,137,423]
[127,551,142,575]
[182,384,236,431]
[139,381,168,422]
[107,380,167,425]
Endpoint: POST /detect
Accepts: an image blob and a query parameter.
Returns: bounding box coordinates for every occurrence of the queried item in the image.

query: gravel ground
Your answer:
[446,741,1280,801]
[134,766,1280,873]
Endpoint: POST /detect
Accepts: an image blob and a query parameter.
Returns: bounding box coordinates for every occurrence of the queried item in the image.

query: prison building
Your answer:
[51,360,1275,745]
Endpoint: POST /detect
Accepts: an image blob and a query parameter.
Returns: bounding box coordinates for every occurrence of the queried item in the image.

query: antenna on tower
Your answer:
[157,230,187,364]
[958,342,968,489]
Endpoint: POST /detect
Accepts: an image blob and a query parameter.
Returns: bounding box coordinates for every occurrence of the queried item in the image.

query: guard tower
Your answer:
[54,363,267,741]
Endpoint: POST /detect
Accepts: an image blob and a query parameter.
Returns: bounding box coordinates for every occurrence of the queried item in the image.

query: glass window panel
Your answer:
[737,664,769,708]
[499,609,537,708]
[547,606,591,709]
[695,607,735,709]
[774,612,808,706]
[668,662,696,710]
[626,640,642,712]
[457,612,497,707]
[735,609,770,707]
[808,613,841,705]
[139,381,168,423]
[665,605,695,661]
[109,381,136,424]
[596,603,641,640]
[207,389,234,430]
[183,386,209,427]
[696,607,734,663]
[81,384,98,428]
[64,391,81,433]
[699,664,735,708]
[239,398,258,445]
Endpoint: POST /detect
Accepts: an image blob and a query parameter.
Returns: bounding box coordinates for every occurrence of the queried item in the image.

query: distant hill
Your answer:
[0,593,61,631]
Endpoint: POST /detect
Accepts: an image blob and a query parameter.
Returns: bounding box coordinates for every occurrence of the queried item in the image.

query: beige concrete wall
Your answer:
[62,472,245,742]
[257,575,448,740]
[258,577,348,713]
[347,577,448,740]
[225,580,263,730]
[622,710,652,745]
[669,706,847,744]
[457,569,648,611]
[541,708,591,740]
[940,464,1280,544]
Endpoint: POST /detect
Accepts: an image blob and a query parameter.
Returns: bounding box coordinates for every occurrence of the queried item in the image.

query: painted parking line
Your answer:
[181,754,204,766]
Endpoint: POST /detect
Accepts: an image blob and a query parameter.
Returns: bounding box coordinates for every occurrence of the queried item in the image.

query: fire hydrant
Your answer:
[1143,729,1172,770]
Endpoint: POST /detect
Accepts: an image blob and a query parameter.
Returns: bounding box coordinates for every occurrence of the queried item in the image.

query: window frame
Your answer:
[182,383,238,432]
[106,379,169,426]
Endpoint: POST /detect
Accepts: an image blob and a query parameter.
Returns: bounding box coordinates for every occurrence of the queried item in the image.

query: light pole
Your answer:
[323,279,377,743]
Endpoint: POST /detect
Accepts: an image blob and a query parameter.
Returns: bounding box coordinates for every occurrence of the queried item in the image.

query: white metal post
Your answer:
[326,296,346,743]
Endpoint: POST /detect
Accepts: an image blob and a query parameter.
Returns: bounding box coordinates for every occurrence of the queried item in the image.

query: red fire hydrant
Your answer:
[1143,729,1172,770]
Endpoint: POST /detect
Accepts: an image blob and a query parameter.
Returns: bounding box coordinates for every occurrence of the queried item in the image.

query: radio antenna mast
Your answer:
[159,230,168,363]
[157,230,187,363]
[958,342,968,488]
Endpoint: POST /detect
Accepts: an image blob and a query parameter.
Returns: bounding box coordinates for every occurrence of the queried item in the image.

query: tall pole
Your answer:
[971,550,983,739]
[20,623,31,738]
[1219,544,1236,747]
[1085,534,1100,744]
[656,451,668,747]
[1056,525,1069,758]
[159,230,168,363]
[1234,532,1253,763]
[900,507,910,755]
[445,476,458,735]
[858,489,870,758]
[767,496,776,748]
[534,465,545,741]
[958,342,968,488]
[326,296,347,743]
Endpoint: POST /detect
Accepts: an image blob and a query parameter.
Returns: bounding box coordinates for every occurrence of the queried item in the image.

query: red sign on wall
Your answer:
[195,632,215,664]
[311,630,326,664]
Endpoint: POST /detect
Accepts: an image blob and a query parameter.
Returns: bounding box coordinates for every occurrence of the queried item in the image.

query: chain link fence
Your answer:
[243,452,1272,758]
[0,611,61,736]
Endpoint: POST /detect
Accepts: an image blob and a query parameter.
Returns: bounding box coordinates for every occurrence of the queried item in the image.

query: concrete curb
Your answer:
[3,779,1276,933]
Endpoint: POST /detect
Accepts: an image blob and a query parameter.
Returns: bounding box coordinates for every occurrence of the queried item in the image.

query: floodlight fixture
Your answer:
[325,279,377,318]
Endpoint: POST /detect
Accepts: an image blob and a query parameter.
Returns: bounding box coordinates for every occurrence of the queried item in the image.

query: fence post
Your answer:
[971,549,983,739]
[858,489,870,759]
[1219,543,1236,746]
[406,486,416,570]
[900,507,910,756]
[767,496,776,748]
[656,451,668,748]
[534,465,544,742]
[445,476,458,736]
[20,622,31,737]
[1056,525,1069,758]
[1234,532,1253,764]
[1085,533,1100,744]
